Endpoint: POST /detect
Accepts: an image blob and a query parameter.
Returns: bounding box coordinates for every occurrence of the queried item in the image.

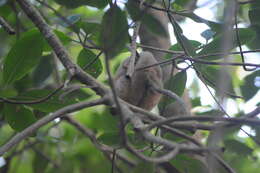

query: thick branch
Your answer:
[120,104,210,154]
[0,98,105,156]
[16,0,108,96]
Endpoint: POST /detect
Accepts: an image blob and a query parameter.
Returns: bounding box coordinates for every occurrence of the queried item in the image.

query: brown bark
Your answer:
[139,4,172,82]
[139,3,192,116]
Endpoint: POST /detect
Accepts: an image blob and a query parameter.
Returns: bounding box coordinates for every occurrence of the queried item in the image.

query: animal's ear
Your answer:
[114,51,163,111]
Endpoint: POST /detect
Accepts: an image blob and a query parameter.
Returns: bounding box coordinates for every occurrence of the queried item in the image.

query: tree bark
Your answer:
[139,3,192,116]
[139,3,172,82]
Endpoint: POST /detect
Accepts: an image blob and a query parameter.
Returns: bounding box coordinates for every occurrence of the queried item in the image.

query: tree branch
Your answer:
[62,116,136,167]
[148,115,260,129]
[0,98,105,156]
[127,144,179,163]
[16,0,108,96]
[0,16,15,35]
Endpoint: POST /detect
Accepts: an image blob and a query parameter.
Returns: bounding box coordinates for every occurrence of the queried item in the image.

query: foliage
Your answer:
[0,0,259,173]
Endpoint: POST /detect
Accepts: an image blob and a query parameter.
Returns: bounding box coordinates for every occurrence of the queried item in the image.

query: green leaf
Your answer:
[178,12,223,32]
[164,40,202,59]
[128,132,147,148]
[240,70,260,101]
[17,89,78,113]
[100,5,128,58]
[126,0,141,21]
[250,1,260,10]
[79,20,101,46]
[178,12,209,23]
[224,139,253,157]
[75,108,119,133]
[131,162,155,173]
[249,9,260,27]
[77,49,102,78]
[196,65,219,85]
[170,154,207,173]
[55,30,71,44]
[54,0,107,9]
[3,28,44,85]
[142,14,168,37]
[163,132,187,143]
[172,0,191,8]
[74,111,102,131]
[165,71,187,96]
[198,28,256,60]
[191,97,201,107]
[253,126,260,140]
[248,4,260,49]
[196,65,235,95]
[13,75,33,92]
[0,3,12,17]
[33,149,49,173]
[247,32,260,50]
[97,131,121,147]
[0,88,17,98]
[4,104,37,131]
[61,88,91,103]
[77,19,101,36]
[32,54,54,87]
[126,0,167,37]
[158,71,187,111]
[171,21,196,56]
[43,30,71,52]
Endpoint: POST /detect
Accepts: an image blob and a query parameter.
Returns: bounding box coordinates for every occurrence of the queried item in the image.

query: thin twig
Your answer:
[121,105,211,154]
[234,3,255,71]
[0,98,105,156]
[7,141,39,158]
[111,149,116,173]
[63,116,136,167]
[17,0,108,96]
[33,147,60,168]
[0,16,15,35]
[243,106,260,118]
[148,116,260,129]
[125,100,215,131]
[9,1,23,38]
[127,144,179,163]
[126,0,145,78]
[134,0,184,15]
[196,68,260,145]
[212,152,237,173]
[238,0,256,5]
[0,83,64,104]
[126,22,141,78]
[138,43,260,68]
[83,51,103,70]
[136,55,260,71]
[161,126,202,147]
[35,0,99,50]
[104,54,128,145]
[62,116,112,152]
[149,81,189,116]
[197,72,243,99]
[138,44,184,54]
